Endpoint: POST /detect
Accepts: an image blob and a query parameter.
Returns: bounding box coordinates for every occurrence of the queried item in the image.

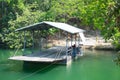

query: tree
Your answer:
[104,0,120,49]
[0,0,120,50]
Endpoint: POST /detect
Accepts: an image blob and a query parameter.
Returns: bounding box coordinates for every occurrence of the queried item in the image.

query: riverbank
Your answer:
[85,43,115,51]
[83,31,115,51]
[43,30,115,51]
[47,37,114,51]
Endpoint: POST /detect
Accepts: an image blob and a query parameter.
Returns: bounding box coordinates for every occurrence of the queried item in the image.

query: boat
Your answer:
[9,21,85,65]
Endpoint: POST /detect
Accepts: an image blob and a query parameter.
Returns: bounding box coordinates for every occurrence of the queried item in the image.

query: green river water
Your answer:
[0,49,120,80]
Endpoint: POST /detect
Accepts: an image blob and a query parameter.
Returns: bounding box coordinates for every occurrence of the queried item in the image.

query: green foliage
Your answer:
[103,0,120,50]
[0,0,120,50]
[115,51,120,65]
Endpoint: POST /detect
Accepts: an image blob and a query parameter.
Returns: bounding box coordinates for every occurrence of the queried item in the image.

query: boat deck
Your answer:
[9,46,67,62]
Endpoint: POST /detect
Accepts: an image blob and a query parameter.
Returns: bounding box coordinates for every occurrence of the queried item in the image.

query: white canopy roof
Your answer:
[16,21,85,34]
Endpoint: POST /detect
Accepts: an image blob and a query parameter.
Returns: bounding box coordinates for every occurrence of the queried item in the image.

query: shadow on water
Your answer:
[22,61,60,73]
[2,60,60,74]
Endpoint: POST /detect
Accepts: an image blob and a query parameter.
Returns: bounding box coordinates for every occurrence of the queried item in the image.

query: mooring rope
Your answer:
[17,46,65,80]
[54,46,64,59]
[17,62,55,80]
[13,47,20,57]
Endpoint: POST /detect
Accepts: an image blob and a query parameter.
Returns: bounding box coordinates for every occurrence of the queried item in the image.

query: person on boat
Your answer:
[72,44,77,58]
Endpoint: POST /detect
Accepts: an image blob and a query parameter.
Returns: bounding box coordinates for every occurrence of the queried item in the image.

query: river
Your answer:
[0,49,120,80]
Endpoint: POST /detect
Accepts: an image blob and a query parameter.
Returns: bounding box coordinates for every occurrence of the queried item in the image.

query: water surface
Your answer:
[0,49,120,80]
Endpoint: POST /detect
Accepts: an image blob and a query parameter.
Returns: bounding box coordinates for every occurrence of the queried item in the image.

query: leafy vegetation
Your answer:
[0,0,120,50]
[115,51,120,65]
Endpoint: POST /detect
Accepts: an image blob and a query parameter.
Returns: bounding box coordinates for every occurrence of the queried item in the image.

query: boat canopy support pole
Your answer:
[32,30,34,53]
[71,34,73,46]
[75,33,77,46]
[78,33,80,46]
[38,30,41,51]
[66,32,68,58]
[23,31,26,55]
